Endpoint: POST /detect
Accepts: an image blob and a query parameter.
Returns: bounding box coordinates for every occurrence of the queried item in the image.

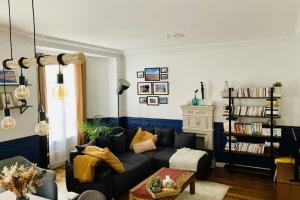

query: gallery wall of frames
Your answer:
[136,67,169,106]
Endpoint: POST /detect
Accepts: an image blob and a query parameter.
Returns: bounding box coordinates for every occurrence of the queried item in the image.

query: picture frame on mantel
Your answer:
[137,71,144,78]
[160,67,168,73]
[161,74,168,80]
[139,97,147,104]
[159,97,168,104]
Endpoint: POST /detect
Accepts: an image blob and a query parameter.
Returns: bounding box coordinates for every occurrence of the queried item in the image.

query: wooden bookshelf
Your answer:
[224,150,270,157]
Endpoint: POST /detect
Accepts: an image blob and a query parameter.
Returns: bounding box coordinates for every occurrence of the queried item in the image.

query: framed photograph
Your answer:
[145,68,160,81]
[0,92,14,108]
[137,82,152,95]
[161,74,168,80]
[147,96,159,106]
[139,97,147,104]
[160,67,168,73]
[0,69,17,85]
[153,82,169,95]
[137,71,144,78]
[159,97,168,104]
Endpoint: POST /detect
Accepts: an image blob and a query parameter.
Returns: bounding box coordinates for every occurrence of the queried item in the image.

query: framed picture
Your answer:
[160,67,168,73]
[137,82,152,95]
[0,69,17,85]
[145,68,160,81]
[147,96,159,106]
[161,74,168,80]
[137,71,144,78]
[153,82,169,95]
[0,92,14,108]
[159,97,168,104]
[139,97,147,104]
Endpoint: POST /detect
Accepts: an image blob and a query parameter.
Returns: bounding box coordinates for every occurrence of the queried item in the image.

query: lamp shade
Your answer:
[117,79,130,95]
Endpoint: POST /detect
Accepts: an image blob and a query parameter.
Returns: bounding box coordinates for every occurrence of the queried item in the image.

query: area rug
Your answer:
[177,181,230,200]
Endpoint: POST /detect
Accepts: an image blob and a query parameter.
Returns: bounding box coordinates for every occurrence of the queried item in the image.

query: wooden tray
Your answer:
[146,187,181,199]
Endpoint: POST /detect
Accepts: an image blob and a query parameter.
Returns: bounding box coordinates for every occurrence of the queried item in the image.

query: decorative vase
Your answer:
[192,97,200,106]
[162,175,174,189]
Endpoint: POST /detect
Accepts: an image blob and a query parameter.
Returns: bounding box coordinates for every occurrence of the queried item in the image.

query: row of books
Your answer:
[225,142,280,154]
[224,105,280,117]
[222,88,277,98]
[223,121,282,137]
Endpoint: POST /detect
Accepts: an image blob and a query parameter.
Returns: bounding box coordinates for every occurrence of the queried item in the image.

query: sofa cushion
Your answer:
[154,127,175,147]
[133,139,156,154]
[95,136,112,150]
[112,152,155,198]
[174,133,196,149]
[125,127,138,149]
[154,147,177,168]
[130,127,145,150]
[111,133,126,155]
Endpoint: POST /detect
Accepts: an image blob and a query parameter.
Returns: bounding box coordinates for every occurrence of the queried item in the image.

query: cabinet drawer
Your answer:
[183,109,212,116]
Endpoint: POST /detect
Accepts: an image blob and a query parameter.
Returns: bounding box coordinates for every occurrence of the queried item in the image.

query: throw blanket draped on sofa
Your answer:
[169,148,207,172]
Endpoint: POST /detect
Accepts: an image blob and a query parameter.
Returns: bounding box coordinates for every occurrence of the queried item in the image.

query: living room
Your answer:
[0,0,300,200]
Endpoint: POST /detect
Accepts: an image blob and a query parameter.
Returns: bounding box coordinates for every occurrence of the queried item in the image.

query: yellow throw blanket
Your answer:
[74,155,100,182]
[74,146,125,183]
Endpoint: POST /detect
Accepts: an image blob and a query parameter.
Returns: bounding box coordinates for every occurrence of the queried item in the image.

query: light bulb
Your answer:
[15,75,30,100]
[53,73,68,100]
[1,108,16,129]
[35,112,50,136]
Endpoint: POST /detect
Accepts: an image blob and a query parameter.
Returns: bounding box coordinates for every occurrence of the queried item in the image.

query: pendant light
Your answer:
[30,0,50,136]
[14,57,30,99]
[1,0,16,129]
[53,54,68,100]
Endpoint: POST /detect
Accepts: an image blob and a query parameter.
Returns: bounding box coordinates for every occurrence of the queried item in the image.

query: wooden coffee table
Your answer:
[129,167,195,200]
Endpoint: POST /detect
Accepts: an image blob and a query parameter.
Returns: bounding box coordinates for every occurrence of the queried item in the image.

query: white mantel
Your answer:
[181,105,215,150]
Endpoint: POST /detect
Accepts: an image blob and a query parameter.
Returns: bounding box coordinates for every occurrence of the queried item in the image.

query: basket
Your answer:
[146,184,181,199]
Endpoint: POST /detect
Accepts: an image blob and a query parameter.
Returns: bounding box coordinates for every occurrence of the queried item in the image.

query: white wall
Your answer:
[0,40,39,142]
[123,40,300,126]
[86,56,118,118]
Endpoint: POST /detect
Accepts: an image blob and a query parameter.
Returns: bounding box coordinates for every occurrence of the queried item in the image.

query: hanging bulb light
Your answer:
[53,68,68,100]
[14,73,30,99]
[1,108,16,129]
[35,111,50,136]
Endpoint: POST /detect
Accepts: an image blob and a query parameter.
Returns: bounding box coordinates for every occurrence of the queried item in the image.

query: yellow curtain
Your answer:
[74,60,87,145]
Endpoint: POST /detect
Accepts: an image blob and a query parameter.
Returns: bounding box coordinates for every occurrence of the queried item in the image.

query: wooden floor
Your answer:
[55,167,276,200]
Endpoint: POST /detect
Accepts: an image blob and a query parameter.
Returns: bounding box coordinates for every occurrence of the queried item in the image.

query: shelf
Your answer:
[0,84,32,86]
[224,132,281,139]
[223,114,281,119]
[222,96,281,99]
[224,150,271,157]
[2,105,33,114]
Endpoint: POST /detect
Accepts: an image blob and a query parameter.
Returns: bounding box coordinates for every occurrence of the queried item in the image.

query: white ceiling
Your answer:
[0,0,299,51]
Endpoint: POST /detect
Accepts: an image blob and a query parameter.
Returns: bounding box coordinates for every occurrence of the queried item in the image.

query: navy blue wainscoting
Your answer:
[88,117,300,168]
[0,135,40,165]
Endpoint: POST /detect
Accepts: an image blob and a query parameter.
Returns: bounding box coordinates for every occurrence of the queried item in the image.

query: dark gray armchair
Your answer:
[0,156,58,200]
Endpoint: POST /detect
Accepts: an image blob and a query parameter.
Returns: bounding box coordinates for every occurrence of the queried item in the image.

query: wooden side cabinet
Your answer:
[181,105,215,150]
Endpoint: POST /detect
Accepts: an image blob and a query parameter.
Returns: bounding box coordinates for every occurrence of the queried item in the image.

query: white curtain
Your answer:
[45,64,78,169]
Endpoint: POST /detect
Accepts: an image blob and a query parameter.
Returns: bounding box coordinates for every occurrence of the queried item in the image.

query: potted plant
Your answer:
[79,115,113,141]
[272,82,282,97]
[147,177,162,194]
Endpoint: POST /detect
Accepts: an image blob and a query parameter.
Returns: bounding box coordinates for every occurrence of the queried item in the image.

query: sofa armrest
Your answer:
[69,140,96,162]
[36,178,58,200]
[174,132,196,149]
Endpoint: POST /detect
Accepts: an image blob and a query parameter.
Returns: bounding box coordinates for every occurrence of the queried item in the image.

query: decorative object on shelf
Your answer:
[137,71,144,78]
[147,96,159,106]
[145,68,160,81]
[221,81,230,97]
[0,162,45,200]
[139,97,147,104]
[137,82,152,95]
[160,67,168,73]
[272,81,282,97]
[161,74,168,80]
[153,82,169,95]
[0,69,17,85]
[117,79,130,125]
[159,97,168,104]
[200,82,205,100]
[192,89,200,106]
[0,92,14,108]
[15,57,30,100]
